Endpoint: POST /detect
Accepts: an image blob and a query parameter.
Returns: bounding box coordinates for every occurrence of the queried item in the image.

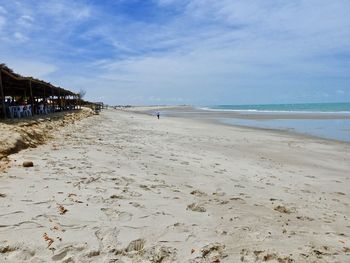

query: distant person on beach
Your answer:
[156,111,160,119]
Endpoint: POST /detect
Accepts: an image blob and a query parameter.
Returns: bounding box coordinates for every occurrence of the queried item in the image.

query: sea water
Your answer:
[221,118,350,142]
[206,103,350,142]
[206,102,350,113]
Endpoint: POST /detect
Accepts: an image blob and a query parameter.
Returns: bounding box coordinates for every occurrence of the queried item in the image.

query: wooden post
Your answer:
[29,80,34,116]
[0,70,6,119]
[58,89,62,111]
[43,85,46,105]
[50,86,54,112]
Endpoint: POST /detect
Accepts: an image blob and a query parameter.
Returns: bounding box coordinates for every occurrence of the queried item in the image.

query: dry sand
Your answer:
[0,108,349,262]
[0,108,94,172]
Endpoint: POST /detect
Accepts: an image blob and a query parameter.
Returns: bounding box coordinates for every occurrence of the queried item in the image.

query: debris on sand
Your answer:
[0,245,17,254]
[23,161,34,167]
[126,239,146,252]
[57,204,68,215]
[187,203,206,212]
[274,205,292,214]
[190,190,207,197]
[192,243,226,262]
[43,233,54,248]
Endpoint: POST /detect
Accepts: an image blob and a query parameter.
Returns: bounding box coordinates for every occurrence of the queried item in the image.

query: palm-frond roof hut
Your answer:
[0,63,81,118]
[0,63,77,98]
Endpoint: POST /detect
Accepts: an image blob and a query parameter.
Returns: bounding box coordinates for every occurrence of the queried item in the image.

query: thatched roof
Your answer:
[0,63,77,98]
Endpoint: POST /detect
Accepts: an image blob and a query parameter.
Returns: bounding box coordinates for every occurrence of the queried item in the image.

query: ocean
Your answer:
[204,102,350,113]
[204,103,350,142]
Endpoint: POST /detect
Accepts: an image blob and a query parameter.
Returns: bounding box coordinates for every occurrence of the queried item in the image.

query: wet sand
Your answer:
[0,108,350,262]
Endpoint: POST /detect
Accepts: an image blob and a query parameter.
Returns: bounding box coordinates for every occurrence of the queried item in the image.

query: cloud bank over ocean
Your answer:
[0,0,349,105]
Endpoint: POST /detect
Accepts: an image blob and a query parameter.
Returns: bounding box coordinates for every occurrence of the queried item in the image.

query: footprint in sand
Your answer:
[296,215,315,221]
[190,190,207,197]
[94,228,120,253]
[129,202,144,208]
[101,208,132,221]
[212,191,226,196]
[125,239,146,252]
[139,184,151,191]
[192,243,226,262]
[187,203,206,212]
[305,175,316,179]
[274,205,293,214]
[127,191,142,197]
[110,194,126,200]
[241,249,295,263]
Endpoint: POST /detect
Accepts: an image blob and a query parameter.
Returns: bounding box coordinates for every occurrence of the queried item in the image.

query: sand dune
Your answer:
[0,109,94,171]
[0,109,349,262]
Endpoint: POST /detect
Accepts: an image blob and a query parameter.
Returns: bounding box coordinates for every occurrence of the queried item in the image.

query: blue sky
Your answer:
[0,0,349,105]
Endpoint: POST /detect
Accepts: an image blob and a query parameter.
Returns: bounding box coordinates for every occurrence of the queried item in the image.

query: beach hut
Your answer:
[0,63,79,119]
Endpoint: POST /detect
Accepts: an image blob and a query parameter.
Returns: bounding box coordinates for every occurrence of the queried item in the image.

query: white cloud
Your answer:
[0,16,5,30]
[156,0,180,6]
[13,32,28,42]
[38,1,91,21]
[0,6,7,14]
[68,0,350,104]
[17,15,34,28]
[0,6,6,31]
[1,0,350,104]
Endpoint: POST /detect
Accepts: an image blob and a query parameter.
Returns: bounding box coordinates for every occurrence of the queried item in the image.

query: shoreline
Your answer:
[208,117,350,145]
[137,106,350,143]
[158,106,350,119]
[1,109,349,262]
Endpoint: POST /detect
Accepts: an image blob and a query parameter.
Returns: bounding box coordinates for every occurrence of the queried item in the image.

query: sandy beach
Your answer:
[1,108,350,262]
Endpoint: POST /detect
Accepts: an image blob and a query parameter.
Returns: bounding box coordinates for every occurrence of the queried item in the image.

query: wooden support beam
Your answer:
[58,89,62,110]
[78,94,81,109]
[29,80,35,116]
[51,86,54,112]
[63,96,66,108]
[0,70,7,119]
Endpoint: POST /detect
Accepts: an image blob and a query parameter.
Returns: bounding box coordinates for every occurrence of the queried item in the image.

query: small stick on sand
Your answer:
[43,233,54,247]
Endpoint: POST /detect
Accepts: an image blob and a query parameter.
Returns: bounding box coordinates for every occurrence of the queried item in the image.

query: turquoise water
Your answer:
[209,103,350,141]
[221,118,350,142]
[206,102,350,113]
[162,103,350,141]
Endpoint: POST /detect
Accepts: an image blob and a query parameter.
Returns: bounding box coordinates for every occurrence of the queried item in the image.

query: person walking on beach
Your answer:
[156,111,160,119]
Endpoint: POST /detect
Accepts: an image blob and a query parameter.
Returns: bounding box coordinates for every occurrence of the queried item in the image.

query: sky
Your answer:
[0,0,349,105]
